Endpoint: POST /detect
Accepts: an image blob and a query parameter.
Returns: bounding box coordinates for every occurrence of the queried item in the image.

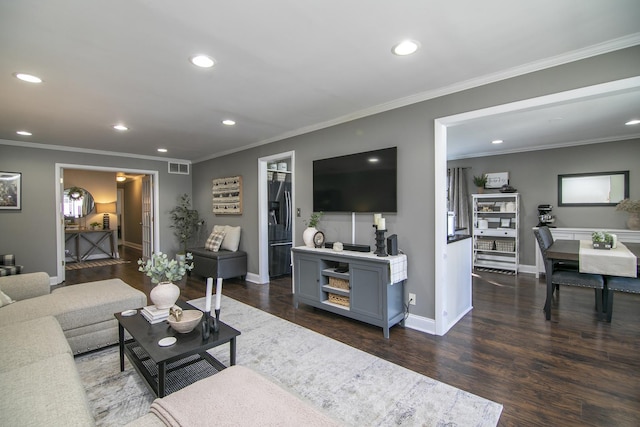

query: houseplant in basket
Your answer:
[138,252,193,309]
[169,194,204,260]
[473,175,487,193]
[591,231,613,250]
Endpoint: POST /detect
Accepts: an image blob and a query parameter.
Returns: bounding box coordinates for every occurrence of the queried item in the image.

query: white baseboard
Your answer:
[518,263,537,275]
[403,313,436,335]
[245,272,263,284]
[123,242,142,250]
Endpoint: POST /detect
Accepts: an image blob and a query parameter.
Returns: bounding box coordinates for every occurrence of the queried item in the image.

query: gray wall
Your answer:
[449,138,640,266]
[0,143,192,278]
[192,45,640,320]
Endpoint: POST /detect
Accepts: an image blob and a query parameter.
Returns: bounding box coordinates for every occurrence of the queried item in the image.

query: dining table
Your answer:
[543,240,640,320]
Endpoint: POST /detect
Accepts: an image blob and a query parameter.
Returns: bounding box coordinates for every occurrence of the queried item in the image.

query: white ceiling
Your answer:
[1,0,639,162]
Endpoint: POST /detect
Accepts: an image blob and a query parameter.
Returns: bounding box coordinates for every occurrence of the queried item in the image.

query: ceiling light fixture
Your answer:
[14,72,43,83]
[157,148,168,153]
[190,55,215,68]
[113,124,129,131]
[392,40,420,56]
[116,176,126,182]
[625,119,640,126]
[16,130,32,136]
[368,157,380,163]
[222,119,236,126]
[491,139,504,144]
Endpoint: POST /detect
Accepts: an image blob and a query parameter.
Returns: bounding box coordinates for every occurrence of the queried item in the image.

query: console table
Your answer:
[65,229,118,262]
[533,227,640,277]
[291,246,407,338]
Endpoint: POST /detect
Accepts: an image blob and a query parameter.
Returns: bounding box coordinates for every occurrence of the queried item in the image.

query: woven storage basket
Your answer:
[495,240,515,252]
[329,277,350,290]
[328,293,350,307]
[476,240,494,251]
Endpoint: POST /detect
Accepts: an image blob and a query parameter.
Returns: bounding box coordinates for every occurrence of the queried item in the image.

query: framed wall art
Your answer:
[485,172,509,189]
[0,171,21,210]
[212,175,243,214]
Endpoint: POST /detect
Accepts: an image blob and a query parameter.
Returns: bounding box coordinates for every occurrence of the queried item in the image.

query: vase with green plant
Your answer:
[473,175,487,193]
[169,194,204,257]
[591,231,614,249]
[138,252,194,309]
[303,211,323,247]
[616,199,640,230]
[89,221,101,230]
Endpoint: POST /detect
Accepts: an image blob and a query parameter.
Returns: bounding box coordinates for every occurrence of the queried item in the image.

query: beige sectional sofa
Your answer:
[0,272,340,426]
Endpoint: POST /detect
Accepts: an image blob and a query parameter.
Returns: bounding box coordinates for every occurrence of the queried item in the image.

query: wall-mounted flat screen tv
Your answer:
[313,147,397,213]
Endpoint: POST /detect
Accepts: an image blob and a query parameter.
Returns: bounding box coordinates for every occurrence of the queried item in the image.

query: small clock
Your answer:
[313,231,325,248]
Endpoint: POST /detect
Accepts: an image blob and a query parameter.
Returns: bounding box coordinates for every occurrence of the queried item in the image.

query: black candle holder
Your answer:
[373,226,388,257]
[201,309,220,340]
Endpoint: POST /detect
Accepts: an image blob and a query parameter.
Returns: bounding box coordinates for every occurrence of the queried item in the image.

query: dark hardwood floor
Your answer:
[64,246,640,426]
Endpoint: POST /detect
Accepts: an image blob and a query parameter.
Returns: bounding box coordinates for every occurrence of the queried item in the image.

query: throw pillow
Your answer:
[205,230,226,252]
[0,290,15,308]
[221,226,241,251]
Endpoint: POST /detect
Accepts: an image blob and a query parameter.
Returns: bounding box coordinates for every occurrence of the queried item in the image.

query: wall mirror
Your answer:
[63,187,95,217]
[558,171,629,207]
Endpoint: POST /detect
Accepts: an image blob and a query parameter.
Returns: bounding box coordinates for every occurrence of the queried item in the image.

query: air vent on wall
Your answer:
[168,162,189,175]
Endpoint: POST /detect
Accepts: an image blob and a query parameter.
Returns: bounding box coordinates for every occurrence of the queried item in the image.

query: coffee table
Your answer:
[115,301,241,397]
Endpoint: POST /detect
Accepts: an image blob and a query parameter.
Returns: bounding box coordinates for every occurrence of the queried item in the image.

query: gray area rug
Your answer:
[75,295,502,426]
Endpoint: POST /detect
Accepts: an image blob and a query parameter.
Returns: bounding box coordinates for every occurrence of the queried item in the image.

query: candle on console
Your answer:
[205,277,213,312]
[378,218,386,230]
[215,278,222,310]
[373,213,381,227]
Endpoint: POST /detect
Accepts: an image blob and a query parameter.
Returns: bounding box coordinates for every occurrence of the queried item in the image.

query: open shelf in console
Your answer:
[319,260,350,309]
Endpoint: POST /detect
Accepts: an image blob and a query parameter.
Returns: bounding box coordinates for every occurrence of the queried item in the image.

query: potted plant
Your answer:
[89,221,101,230]
[303,211,323,248]
[473,175,487,193]
[138,252,193,309]
[169,194,203,258]
[616,199,640,230]
[591,231,614,250]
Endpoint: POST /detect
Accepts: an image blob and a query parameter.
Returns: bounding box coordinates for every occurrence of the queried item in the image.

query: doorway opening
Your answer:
[55,163,160,283]
[257,151,295,285]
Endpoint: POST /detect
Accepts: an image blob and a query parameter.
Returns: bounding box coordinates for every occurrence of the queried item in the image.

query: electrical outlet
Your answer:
[409,293,416,305]
[297,208,301,217]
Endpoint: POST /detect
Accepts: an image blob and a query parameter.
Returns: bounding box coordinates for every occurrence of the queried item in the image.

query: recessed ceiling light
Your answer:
[116,176,126,182]
[157,148,168,153]
[368,157,380,163]
[113,124,129,131]
[222,119,236,126]
[14,72,43,83]
[190,55,215,68]
[392,40,420,56]
[625,119,640,126]
[16,130,32,136]
[491,139,504,144]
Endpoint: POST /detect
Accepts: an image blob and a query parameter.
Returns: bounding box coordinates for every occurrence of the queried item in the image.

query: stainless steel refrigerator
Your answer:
[268,172,292,277]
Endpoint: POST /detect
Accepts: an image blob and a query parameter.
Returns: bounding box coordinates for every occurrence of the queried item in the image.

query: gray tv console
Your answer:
[292,246,407,338]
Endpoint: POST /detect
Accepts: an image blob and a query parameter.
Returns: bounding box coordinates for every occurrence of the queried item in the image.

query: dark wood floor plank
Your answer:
[62,245,640,426]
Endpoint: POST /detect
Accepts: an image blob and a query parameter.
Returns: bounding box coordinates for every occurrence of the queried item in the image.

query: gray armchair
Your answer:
[534,227,605,320]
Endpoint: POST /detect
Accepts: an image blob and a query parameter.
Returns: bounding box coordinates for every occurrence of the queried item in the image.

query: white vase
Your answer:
[150,281,180,309]
[627,212,640,230]
[303,227,318,248]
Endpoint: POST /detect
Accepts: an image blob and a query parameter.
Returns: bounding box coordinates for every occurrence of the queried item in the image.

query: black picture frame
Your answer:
[0,171,21,210]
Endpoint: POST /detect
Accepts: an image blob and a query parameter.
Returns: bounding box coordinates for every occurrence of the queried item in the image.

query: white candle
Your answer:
[205,277,213,312]
[378,218,386,230]
[373,213,381,227]
[215,278,222,310]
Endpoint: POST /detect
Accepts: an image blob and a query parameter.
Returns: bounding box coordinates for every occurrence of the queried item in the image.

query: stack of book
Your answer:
[141,305,170,324]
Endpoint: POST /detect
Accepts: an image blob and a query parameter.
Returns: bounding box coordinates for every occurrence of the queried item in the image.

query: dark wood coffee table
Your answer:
[115,301,241,397]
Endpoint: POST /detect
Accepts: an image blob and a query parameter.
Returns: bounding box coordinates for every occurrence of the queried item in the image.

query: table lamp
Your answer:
[96,202,116,230]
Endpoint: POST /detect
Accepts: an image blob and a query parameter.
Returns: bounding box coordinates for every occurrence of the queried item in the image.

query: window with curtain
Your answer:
[448,167,470,232]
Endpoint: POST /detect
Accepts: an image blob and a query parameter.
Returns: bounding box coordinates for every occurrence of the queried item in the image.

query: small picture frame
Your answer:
[0,171,21,210]
[485,172,509,189]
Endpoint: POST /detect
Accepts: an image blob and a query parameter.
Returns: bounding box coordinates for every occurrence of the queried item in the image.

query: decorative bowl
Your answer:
[168,310,203,333]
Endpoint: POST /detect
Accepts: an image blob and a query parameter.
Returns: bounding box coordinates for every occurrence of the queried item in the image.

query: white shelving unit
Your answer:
[472,193,519,273]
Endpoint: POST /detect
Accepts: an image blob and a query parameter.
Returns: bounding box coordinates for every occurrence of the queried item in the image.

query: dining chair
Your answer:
[534,227,605,320]
[603,276,640,322]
